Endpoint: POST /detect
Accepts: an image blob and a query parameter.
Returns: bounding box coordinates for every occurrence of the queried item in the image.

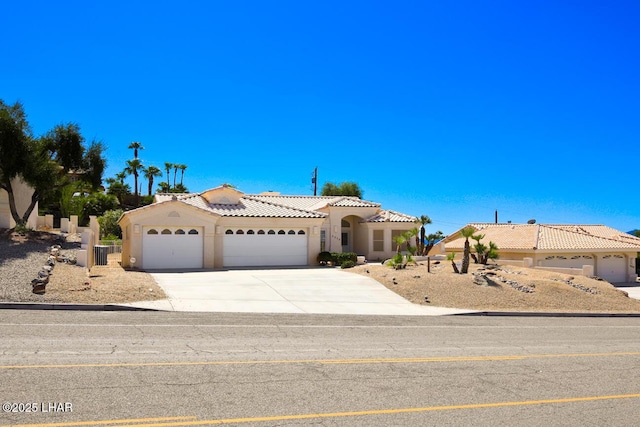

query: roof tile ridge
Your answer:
[242,195,327,217]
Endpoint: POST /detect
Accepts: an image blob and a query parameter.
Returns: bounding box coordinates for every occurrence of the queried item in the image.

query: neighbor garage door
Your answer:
[142,226,204,269]
[223,228,308,267]
[597,254,627,283]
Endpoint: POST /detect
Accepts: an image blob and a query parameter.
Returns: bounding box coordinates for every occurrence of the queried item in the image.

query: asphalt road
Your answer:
[1,310,639,426]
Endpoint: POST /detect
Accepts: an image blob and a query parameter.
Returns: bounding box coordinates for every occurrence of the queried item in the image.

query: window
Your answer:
[298,230,305,235]
[161,229,172,235]
[147,229,158,235]
[268,230,276,235]
[320,229,326,252]
[225,229,233,234]
[288,230,295,235]
[341,219,350,227]
[278,230,285,235]
[247,230,255,235]
[373,230,384,252]
[236,229,245,235]
[188,229,199,235]
[257,230,265,234]
[175,229,186,235]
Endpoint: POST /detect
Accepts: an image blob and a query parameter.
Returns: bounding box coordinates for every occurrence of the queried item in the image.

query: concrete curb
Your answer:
[0,302,157,311]
[1,302,640,317]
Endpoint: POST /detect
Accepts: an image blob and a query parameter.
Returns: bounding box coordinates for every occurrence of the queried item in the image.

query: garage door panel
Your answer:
[223,233,307,267]
[598,255,626,283]
[142,227,203,269]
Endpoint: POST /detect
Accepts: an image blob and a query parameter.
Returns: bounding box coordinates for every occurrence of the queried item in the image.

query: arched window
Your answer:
[268,230,276,235]
[161,229,172,235]
[278,230,285,235]
[257,230,265,235]
[288,230,295,235]
[247,230,255,235]
[147,229,158,235]
[341,219,350,227]
[225,229,233,234]
[188,229,199,235]
[175,229,186,235]
[298,230,306,235]
[236,229,245,235]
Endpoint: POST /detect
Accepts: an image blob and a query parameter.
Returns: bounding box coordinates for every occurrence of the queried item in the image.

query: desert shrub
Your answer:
[340,260,356,269]
[332,252,357,264]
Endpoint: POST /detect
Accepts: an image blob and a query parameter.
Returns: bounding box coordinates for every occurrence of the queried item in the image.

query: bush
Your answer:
[98,209,124,239]
[340,260,356,269]
[332,252,357,265]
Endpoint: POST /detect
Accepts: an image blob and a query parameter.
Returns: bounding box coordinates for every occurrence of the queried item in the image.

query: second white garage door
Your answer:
[223,228,308,267]
[597,254,627,283]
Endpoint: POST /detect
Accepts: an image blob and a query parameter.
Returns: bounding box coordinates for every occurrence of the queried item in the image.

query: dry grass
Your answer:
[351,260,640,313]
[45,254,167,304]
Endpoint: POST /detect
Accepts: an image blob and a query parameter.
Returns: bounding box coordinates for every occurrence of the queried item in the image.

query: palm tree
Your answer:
[128,141,144,159]
[116,171,128,184]
[125,158,143,205]
[177,164,187,185]
[173,164,179,188]
[460,227,475,274]
[143,165,163,196]
[417,215,432,255]
[164,162,172,191]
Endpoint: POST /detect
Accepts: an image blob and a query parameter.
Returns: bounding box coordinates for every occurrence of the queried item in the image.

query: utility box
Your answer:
[94,245,109,266]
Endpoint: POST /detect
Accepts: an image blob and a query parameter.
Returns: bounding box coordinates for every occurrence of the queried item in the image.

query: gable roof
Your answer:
[444,223,640,251]
[133,189,411,221]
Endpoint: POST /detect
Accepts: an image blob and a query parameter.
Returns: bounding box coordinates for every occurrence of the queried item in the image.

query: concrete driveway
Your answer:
[135,268,474,316]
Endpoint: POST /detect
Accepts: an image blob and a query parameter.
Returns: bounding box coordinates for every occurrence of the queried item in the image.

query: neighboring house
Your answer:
[118,185,417,270]
[0,177,38,229]
[439,223,640,283]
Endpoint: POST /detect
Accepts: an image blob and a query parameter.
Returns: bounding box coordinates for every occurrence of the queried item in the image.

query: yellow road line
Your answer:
[1,351,639,370]
[9,394,639,427]
[4,416,196,427]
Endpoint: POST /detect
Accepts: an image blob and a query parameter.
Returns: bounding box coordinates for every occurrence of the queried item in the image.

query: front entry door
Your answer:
[341,231,350,252]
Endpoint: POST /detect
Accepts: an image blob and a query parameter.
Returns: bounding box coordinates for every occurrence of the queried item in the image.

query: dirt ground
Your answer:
[350,259,640,313]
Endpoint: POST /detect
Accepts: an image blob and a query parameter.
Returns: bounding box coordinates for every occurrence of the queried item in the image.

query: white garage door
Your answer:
[223,228,308,267]
[142,226,204,269]
[597,254,626,283]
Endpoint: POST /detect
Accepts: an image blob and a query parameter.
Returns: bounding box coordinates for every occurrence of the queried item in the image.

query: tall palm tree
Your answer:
[178,164,187,185]
[143,165,163,196]
[164,162,172,191]
[125,158,143,205]
[128,141,144,159]
[173,164,179,188]
[460,227,475,274]
[417,215,432,255]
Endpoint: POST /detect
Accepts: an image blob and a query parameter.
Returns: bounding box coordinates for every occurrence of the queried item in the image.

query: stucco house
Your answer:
[118,185,417,270]
[439,223,640,283]
[0,177,38,229]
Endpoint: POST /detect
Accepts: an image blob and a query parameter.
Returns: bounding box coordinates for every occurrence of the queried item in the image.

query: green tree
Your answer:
[42,123,85,172]
[0,100,60,227]
[143,165,162,196]
[417,215,432,255]
[424,231,444,255]
[98,209,124,239]
[125,158,143,205]
[320,182,363,198]
[177,164,187,185]
[173,164,179,188]
[105,178,130,205]
[460,227,475,274]
[128,141,144,159]
[164,162,173,191]
[447,252,460,274]
[116,171,128,184]
[82,140,107,190]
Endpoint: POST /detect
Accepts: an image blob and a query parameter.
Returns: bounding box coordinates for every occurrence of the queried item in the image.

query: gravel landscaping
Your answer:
[0,230,166,304]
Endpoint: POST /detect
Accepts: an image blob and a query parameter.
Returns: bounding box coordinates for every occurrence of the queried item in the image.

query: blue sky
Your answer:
[3,1,639,235]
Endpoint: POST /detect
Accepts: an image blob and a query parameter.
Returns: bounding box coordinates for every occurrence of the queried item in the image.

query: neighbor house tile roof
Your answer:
[444,223,640,251]
[147,190,410,220]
